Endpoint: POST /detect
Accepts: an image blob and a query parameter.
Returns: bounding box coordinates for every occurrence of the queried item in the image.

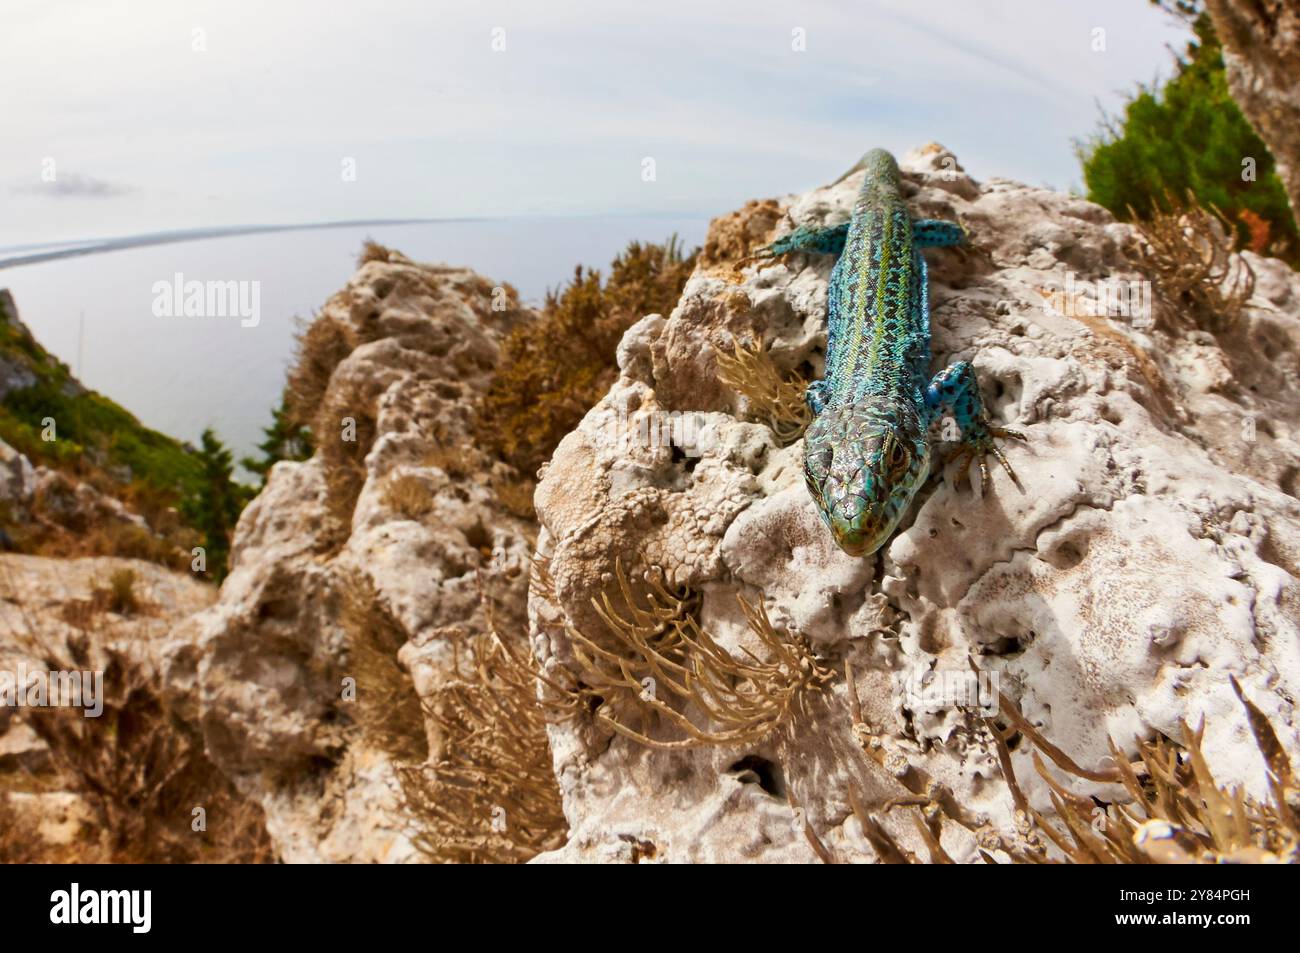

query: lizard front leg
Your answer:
[805,379,832,416]
[736,222,850,271]
[924,361,1026,489]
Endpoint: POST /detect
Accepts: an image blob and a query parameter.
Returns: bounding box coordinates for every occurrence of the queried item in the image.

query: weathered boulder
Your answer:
[529,145,1300,863]
[164,253,538,862]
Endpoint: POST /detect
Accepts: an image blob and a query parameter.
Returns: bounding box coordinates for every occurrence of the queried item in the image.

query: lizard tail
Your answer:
[831,148,900,188]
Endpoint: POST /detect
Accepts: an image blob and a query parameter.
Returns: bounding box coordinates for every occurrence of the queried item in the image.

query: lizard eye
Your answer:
[887,439,910,476]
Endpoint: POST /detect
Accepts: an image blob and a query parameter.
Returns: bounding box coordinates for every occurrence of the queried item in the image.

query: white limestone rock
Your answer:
[530,144,1300,863]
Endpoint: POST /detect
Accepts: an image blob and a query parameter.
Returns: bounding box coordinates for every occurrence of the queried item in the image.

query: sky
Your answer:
[0,0,1191,248]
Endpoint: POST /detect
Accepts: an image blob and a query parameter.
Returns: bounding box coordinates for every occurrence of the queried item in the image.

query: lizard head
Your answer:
[803,399,930,556]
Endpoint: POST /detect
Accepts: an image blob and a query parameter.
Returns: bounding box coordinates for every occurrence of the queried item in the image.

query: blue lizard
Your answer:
[750,148,1025,556]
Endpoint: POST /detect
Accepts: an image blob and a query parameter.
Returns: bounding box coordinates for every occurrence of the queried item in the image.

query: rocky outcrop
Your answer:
[163,252,539,862]
[149,149,1300,864]
[528,145,1300,862]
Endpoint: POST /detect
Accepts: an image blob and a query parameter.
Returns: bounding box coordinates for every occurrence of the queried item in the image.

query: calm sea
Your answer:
[0,217,707,471]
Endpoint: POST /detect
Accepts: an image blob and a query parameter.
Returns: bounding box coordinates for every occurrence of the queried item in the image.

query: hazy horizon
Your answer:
[1,0,1190,247]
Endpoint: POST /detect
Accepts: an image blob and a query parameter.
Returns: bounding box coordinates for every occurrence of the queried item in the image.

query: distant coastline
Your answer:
[0,218,456,269]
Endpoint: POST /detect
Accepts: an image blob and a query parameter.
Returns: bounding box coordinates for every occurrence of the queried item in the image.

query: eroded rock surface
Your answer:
[530,145,1300,863]
[164,254,538,862]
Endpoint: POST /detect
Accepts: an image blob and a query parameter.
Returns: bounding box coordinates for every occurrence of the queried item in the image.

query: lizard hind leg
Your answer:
[912,219,966,248]
[925,361,1027,490]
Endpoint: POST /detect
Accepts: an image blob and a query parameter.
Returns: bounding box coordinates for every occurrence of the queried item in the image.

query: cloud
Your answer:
[12,172,135,199]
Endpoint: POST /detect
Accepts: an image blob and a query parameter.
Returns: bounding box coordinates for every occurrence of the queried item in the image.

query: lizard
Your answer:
[745,148,1025,557]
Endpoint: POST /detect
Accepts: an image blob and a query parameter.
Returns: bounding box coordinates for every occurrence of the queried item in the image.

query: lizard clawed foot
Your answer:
[944,423,1027,492]
[732,249,785,274]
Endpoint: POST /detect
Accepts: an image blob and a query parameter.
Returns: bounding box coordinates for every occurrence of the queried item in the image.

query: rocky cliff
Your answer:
[162,249,539,862]
[156,148,1300,863]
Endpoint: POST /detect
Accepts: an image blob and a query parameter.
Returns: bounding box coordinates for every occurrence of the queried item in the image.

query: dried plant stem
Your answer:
[714,339,811,444]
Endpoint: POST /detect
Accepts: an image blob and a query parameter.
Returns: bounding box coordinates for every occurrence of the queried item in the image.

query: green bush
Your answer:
[180,429,254,581]
[1077,13,1297,262]
[0,293,248,569]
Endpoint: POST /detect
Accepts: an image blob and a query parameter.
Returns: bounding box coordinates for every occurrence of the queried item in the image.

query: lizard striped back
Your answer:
[824,148,929,408]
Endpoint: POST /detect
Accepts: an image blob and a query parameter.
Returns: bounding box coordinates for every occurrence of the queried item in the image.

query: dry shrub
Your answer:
[338,573,427,763]
[99,568,140,616]
[422,443,481,481]
[337,568,563,863]
[473,238,697,476]
[397,629,568,863]
[831,663,1298,865]
[560,561,832,749]
[20,637,274,863]
[714,338,811,445]
[698,198,784,269]
[357,239,393,267]
[981,676,1298,864]
[313,376,377,551]
[489,475,536,521]
[381,473,433,522]
[283,313,357,435]
[0,795,42,863]
[1132,193,1256,331]
[22,502,185,569]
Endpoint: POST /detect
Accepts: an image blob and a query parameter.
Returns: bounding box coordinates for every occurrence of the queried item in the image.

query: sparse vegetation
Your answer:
[317,381,376,552]
[283,313,357,438]
[396,625,568,863]
[338,573,428,763]
[1131,193,1256,331]
[338,567,565,863]
[714,338,811,445]
[555,560,832,749]
[18,638,274,863]
[473,238,697,481]
[381,472,434,521]
[99,568,141,616]
[827,661,1298,864]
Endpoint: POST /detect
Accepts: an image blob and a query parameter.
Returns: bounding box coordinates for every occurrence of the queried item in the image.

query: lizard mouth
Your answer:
[829,511,887,557]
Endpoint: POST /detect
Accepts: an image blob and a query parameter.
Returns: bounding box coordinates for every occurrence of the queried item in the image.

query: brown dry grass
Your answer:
[381,473,434,522]
[17,639,274,863]
[357,239,394,267]
[313,374,377,552]
[714,338,811,445]
[489,475,536,521]
[396,629,568,863]
[1132,192,1256,332]
[827,662,1298,864]
[0,795,44,863]
[338,572,428,763]
[422,443,481,481]
[556,561,832,750]
[0,478,194,570]
[336,566,565,863]
[283,313,358,437]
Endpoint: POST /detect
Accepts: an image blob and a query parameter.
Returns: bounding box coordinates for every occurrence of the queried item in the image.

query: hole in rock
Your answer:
[463,520,492,552]
[726,755,785,798]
